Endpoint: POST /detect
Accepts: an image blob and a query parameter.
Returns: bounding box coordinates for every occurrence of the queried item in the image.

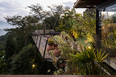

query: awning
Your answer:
[74,0,110,8]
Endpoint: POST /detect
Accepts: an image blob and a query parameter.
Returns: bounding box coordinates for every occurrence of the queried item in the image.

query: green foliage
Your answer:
[4,4,58,74]
[53,69,64,75]
[3,3,111,75]
[10,44,39,74]
[111,13,116,23]
[80,9,96,36]
[56,8,96,42]
[56,9,78,32]
[0,32,10,51]
[28,3,48,22]
[56,22,67,31]
[95,50,109,63]
[86,33,95,43]
[101,13,116,57]
[47,5,65,30]
[49,31,108,75]
[69,46,108,75]
[0,51,6,74]
[44,16,58,29]
[70,46,108,64]
[5,35,15,60]
[5,15,39,47]
[47,39,54,46]
[53,33,72,59]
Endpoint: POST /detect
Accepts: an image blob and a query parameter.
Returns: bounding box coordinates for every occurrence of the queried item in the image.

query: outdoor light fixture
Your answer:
[88,46,91,49]
[86,46,91,50]
[32,64,35,68]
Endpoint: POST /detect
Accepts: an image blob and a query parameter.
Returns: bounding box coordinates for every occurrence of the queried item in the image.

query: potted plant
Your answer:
[46,39,54,53]
[53,44,61,57]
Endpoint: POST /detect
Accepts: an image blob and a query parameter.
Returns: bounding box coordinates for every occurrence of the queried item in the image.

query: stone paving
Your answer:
[104,57,116,70]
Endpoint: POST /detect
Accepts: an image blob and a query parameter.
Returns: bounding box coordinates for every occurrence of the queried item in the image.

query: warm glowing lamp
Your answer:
[88,46,91,49]
[32,64,35,68]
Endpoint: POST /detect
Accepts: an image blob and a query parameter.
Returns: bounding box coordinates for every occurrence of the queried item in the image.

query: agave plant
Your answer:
[95,50,109,63]
[68,44,108,75]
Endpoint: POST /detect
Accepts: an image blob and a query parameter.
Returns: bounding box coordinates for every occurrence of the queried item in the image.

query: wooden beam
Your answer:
[43,40,48,58]
[97,0,116,10]
[74,0,111,8]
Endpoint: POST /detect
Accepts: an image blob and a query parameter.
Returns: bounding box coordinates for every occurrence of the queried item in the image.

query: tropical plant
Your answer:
[47,39,54,46]
[0,51,6,74]
[95,50,109,63]
[68,45,108,75]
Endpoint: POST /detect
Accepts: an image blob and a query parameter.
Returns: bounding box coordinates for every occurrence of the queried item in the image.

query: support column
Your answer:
[96,9,102,50]
[43,23,46,36]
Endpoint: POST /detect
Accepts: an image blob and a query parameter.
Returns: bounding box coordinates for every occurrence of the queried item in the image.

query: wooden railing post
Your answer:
[38,36,41,49]
[43,39,48,58]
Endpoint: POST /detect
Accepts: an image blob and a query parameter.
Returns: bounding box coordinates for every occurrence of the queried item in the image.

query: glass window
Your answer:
[101,4,116,70]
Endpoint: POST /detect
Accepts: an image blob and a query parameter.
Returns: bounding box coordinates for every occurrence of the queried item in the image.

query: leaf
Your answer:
[101,50,106,58]
[101,53,109,61]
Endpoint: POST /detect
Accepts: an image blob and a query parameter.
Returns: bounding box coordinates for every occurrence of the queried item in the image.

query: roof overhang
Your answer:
[74,0,116,10]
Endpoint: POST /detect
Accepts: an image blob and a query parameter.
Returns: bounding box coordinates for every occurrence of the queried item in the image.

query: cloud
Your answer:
[0,0,85,22]
[62,1,74,8]
[62,1,86,14]
[0,1,29,22]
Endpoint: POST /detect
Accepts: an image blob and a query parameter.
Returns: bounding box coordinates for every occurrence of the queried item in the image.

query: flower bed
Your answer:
[46,31,108,75]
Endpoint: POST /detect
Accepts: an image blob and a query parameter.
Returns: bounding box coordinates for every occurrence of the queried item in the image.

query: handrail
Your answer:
[94,61,116,75]
[94,61,111,75]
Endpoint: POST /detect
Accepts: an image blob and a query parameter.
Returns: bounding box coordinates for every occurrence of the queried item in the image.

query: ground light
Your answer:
[32,64,35,68]
[88,46,91,49]
[86,46,92,50]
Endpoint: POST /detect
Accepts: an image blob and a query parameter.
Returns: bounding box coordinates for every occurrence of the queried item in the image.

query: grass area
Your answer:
[76,37,90,47]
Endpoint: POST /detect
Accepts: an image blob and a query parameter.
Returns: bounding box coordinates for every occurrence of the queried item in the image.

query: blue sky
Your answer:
[0,0,86,22]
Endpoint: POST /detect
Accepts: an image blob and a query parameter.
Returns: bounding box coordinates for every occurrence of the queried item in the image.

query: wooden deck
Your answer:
[32,35,52,59]
[32,30,55,61]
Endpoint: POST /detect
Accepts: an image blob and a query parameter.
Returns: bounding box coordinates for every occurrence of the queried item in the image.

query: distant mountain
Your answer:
[0,29,7,36]
[0,21,12,29]
[0,21,6,24]
[0,21,11,36]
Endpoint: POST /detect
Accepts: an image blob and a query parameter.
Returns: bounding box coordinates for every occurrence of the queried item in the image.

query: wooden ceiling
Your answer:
[74,0,109,8]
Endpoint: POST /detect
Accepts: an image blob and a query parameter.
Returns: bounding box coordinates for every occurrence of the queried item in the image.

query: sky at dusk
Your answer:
[0,0,86,22]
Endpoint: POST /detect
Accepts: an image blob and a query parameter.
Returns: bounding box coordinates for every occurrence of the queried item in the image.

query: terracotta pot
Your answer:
[53,48,61,57]
[46,44,54,53]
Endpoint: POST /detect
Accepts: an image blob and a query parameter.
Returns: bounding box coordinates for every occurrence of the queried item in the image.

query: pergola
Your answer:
[74,0,116,49]
[74,0,115,8]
